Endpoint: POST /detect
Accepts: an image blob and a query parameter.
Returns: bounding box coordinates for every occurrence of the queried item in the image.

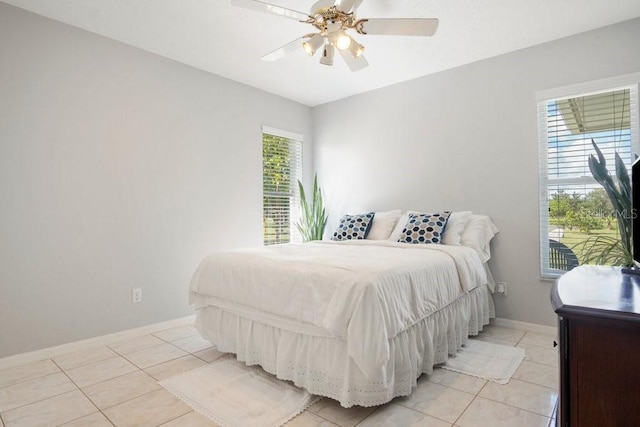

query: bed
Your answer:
[189,211,498,407]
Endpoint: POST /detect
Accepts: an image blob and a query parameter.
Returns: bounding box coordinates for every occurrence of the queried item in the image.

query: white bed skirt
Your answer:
[195,285,494,408]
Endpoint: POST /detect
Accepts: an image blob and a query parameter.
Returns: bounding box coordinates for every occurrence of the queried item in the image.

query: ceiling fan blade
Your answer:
[261,37,306,62]
[338,49,368,72]
[336,0,364,13]
[310,0,335,12]
[231,0,310,22]
[359,18,439,36]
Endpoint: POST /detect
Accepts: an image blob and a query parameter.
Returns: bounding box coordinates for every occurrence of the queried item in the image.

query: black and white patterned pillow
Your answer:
[398,211,451,244]
[331,212,375,241]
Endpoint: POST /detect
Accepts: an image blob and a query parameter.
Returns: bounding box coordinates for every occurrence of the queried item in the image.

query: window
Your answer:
[262,127,303,246]
[538,75,640,278]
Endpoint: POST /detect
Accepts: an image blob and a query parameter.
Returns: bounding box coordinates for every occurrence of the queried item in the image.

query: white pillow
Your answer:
[460,214,499,262]
[388,211,411,241]
[366,210,402,240]
[442,211,472,246]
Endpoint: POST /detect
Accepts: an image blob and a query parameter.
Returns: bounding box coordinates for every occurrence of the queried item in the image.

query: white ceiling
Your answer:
[3,0,640,106]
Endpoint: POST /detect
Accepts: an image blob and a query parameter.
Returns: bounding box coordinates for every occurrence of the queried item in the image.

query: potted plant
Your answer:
[296,173,328,242]
[573,140,633,267]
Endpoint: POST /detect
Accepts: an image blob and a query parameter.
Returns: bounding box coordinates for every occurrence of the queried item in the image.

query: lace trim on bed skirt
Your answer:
[195,285,493,408]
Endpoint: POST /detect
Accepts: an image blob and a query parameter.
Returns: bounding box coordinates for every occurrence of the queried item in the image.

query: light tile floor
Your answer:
[0,323,559,426]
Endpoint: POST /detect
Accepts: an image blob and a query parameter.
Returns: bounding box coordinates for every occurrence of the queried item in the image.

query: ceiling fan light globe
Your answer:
[349,41,365,58]
[329,30,352,50]
[302,42,314,56]
[336,34,351,50]
[320,43,335,66]
[302,33,324,56]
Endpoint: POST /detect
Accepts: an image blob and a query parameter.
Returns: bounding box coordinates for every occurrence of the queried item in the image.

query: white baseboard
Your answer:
[492,317,557,336]
[0,315,196,371]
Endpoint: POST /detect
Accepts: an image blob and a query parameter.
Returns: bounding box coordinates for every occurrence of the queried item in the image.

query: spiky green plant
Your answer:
[572,234,632,267]
[574,139,633,267]
[296,174,328,242]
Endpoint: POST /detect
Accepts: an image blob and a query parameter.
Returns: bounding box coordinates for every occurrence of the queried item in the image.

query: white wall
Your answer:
[313,18,640,327]
[2,2,637,359]
[0,3,312,358]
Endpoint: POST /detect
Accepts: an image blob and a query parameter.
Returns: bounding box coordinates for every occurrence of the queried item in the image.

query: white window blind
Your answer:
[538,76,640,278]
[262,127,303,246]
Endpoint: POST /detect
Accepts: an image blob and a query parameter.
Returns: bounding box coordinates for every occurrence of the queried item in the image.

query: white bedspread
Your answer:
[189,240,487,380]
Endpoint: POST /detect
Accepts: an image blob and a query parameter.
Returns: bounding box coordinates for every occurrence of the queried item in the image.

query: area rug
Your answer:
[441,339,525,384]
[159,356,318,427]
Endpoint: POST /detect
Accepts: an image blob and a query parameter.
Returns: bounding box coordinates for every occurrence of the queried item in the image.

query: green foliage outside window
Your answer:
[263,133,300,245]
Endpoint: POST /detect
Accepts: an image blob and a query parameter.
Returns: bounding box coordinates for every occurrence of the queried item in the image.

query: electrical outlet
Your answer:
[132,288,142,304]
[496,282,507,295]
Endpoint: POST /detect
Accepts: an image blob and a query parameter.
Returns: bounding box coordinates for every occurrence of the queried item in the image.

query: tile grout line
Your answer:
[0,367,109,426]
[511,332,560,391]
[0,360,63,390]
[0,317,197,372]
[452,394,480,426]
[512,363,559,390]
[476,378,491,395]
[156,410,195,426]
[0,327,200,427]
[471,353,558,419]
[55,350,186,425]
[352,404,382,426]
[304,408,342,426]
[98,328,205,425]
[387,360,554,426]
[54,353,182,426]
[0,362,82,416]
[112,341,189,371]
[516,331,559,384]
[359,402,452,426]
[52,348,122,373]
[150,329,200,345]
[441,333,559,422]
[475,392,557,420]
[5,326,558,426]
[66,360,142,388]
[67,335,212,422]
[395,379,472,425]
[192,351,214,363]
[448,378,493,426]
[106,340,167,358]
[393,396,462,425]
[50,358,113,427]
[99,388,162,413]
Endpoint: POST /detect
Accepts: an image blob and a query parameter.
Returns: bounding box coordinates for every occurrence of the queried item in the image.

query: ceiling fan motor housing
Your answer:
[308,6,357,32]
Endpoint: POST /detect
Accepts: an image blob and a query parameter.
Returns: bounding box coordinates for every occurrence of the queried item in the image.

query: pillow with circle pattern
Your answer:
[398,211,451,244]
[331,212,375,241]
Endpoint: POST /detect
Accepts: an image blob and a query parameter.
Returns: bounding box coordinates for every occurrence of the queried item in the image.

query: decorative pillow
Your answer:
[460,214,499,262]
[398,212,451,244]
[331,212,375,241]
[442,211,472,245]
[366,210,402,240]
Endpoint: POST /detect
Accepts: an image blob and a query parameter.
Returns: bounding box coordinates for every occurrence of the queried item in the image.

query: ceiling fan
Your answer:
[231,0,439,71]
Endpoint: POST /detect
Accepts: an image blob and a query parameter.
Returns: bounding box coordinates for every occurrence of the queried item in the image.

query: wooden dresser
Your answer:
[551,266,640,427]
